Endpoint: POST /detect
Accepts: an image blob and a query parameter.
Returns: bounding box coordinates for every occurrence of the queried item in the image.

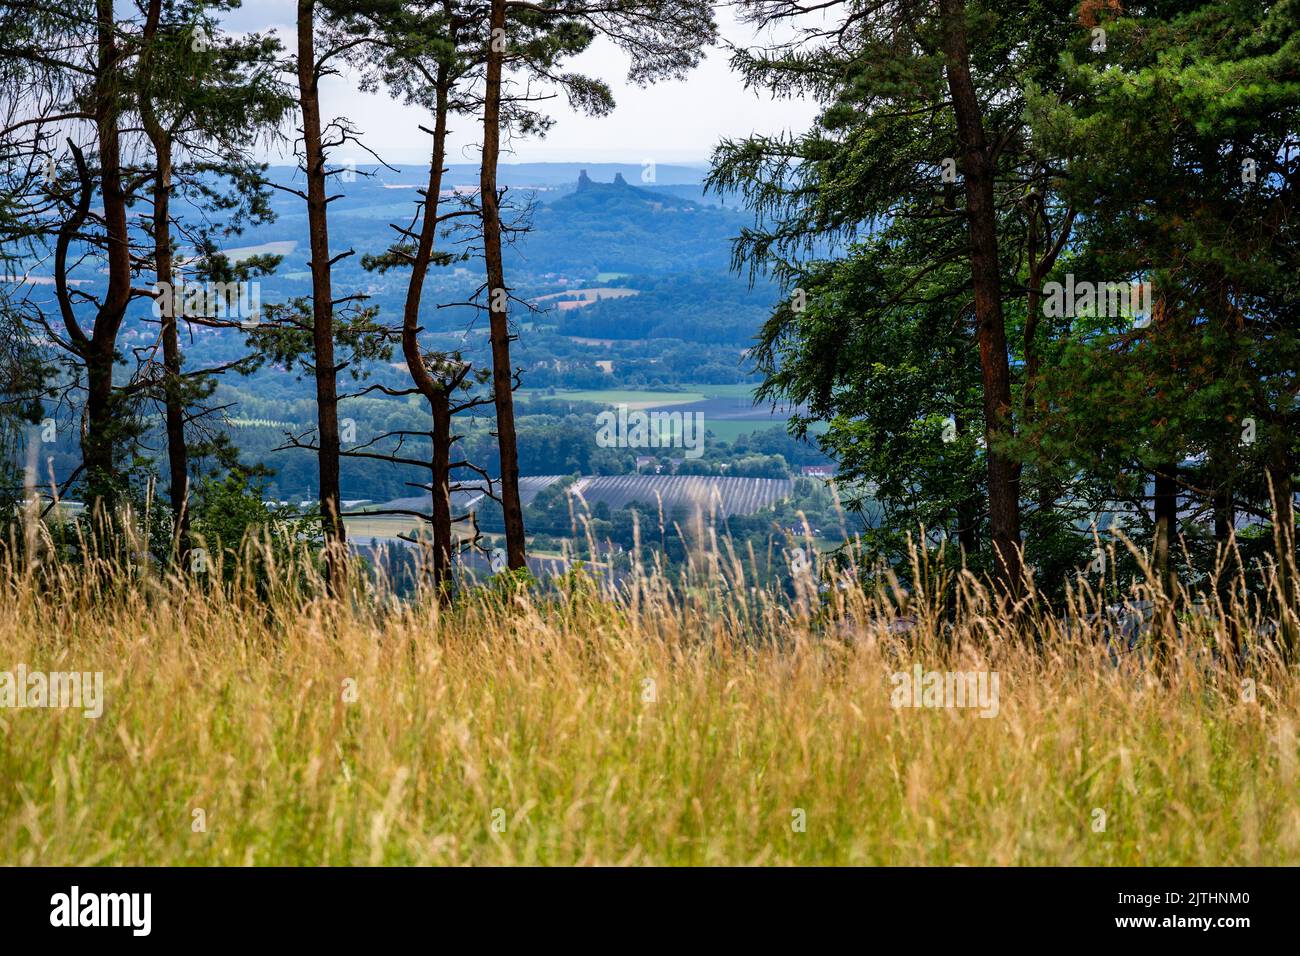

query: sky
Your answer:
[220,1,822,166]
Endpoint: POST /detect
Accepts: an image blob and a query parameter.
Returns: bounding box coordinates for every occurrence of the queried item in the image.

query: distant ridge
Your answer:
[259,161,710,187]
[561,169,703,213]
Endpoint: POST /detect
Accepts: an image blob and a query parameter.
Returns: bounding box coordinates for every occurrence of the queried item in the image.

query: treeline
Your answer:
[7,0,1297,628]
[0,0,717,598]
[211,385,822,501]
[710,0,1300,625]
[557,272,777,345]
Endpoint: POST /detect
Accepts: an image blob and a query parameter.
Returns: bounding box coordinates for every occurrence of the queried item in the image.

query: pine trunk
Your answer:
[83,0,133,515]
[1152,465,1179,596]
[481,0,527,570]
[139,0,191,561]
[154,143,190,560]
[297,0,346,588]
[939,0,1022,601]
[431,391,453,591]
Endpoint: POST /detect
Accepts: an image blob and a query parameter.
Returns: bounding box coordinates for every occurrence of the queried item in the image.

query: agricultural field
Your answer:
[370,475,794,520]
[566,475,792,517]
[219,240,299,262]
[343,514,429,542]
[519,387,708,409]
[534,287,640,311]
[518,383,792,443]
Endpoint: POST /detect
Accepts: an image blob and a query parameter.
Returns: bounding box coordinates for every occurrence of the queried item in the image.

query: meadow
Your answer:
[1,524,1297,867]
[517,383,794,443]
[517,387,709,408]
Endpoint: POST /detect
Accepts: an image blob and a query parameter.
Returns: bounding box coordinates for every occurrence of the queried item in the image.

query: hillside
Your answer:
[150,164,775,348]
[15,160,790,512]
[527,170,746,277]
[226,164,746,281]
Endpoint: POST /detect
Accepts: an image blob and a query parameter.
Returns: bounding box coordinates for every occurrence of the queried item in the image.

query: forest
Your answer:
[0,0,1298,879]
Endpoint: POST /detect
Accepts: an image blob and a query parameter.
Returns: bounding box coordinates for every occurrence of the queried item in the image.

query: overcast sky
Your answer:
[220,1,821,166]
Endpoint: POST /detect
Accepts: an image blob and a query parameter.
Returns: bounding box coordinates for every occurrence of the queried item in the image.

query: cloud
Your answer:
[219,3,819,165]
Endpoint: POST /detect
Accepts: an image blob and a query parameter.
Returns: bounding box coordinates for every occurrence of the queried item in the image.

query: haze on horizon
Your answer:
[220,1,821,167]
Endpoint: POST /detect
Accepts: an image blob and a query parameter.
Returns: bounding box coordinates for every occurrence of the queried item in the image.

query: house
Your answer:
[801,465,836,478]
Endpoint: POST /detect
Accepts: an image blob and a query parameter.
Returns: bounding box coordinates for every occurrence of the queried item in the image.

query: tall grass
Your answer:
[1,516,1297,865]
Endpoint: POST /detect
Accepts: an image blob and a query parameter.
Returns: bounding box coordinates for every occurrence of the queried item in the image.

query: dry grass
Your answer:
[1,524,1297,866]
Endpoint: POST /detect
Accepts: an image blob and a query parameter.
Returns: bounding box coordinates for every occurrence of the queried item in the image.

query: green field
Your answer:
[702,419,773,443]
[521,383,763,406]
[220,239,299,262]
[517,383,804,444]
[693,383,763,399]
[520,388,708,409]
[343,515,428,540]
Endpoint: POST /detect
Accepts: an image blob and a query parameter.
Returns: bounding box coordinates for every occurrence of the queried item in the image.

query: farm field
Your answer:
[700,419,774,443]
[519,383,787,432]
[517,381,811,445]
[519,388,708,409]
[220,240,299,262]
[534,287,640,311]
[366,475,792,521]
[566,474,792,516]
[344,515,429,541]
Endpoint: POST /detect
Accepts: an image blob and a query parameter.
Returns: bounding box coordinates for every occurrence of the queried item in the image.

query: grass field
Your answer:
[701,419,770,443]
[219,240,298,262]
[534,288,640,310]
[693,383,764,399]
[343,515,428,540]
[519,388,708,409]
[2,533,1298,866]
[521,384,765,406]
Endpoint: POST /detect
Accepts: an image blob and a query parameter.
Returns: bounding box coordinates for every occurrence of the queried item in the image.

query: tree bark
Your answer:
[140,0,190,562]
[1152,464,1179,596]
[938,0,1022,601]
[153,141,190,560]
[402,62,455,595]
[82,0,133,516]
[481,0,527,570]
[431,390,453,589]
[297,0,346,588]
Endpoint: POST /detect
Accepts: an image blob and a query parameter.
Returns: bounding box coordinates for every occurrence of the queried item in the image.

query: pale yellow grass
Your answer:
[0,535,1297,866]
